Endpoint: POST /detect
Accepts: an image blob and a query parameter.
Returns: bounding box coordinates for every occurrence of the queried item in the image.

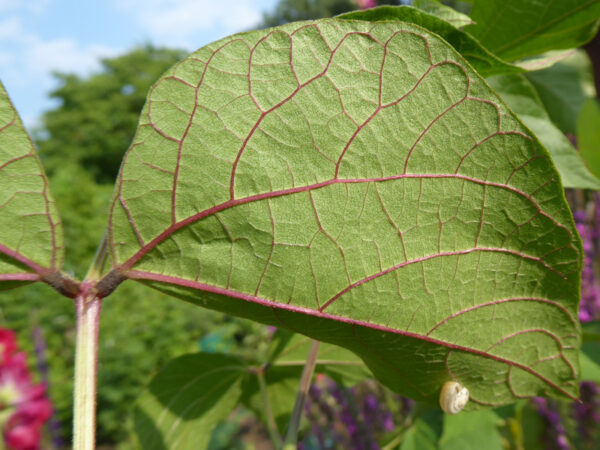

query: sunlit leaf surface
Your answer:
[105,19,582,407]
[0,81,63,290]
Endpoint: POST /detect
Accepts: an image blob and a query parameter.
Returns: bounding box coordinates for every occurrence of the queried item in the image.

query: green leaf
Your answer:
[515,49,577,72]
[104,19,582,407]
[526,50,596,134]
[465,0,600,62]
[269,329,371,385]
[400,407,443,450]
[439,410,503,450]
[486,74,600,191]
[242,329,372,434]
[411,0,474,28]
[337,6,521,77]
[582,321,600,343]
[580,342,600,383]
[577,98,600,179]
[133,353,246,450]
[0,81,64,290]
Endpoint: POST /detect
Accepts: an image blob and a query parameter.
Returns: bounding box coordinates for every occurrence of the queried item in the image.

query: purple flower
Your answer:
[574,205,600,322]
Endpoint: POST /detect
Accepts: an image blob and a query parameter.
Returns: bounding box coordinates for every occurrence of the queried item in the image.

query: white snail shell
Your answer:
[440,381,469,414]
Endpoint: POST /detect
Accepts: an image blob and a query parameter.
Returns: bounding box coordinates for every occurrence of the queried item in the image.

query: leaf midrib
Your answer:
[112,173,574,274]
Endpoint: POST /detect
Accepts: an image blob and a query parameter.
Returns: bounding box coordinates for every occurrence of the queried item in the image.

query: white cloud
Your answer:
[0,13,120,127]
[0,0,49,14]
[113,0,263,48]
[24,38,118,77]
[0,16,119,87]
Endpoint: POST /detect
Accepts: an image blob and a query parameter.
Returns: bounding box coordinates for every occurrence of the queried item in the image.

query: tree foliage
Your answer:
[35,45,186,183]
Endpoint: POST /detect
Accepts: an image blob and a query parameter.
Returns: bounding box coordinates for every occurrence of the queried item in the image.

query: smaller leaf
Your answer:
[466,0,600,62]
[526,50,596,134]
[242,329,372,434]
[487,73,600,190]
[582,321,600,343]
[241,366,300,436]
[439,409,503,450]
[412,0,474,27]
[577,98,600,179]
[337,6,521,77]
[400,406,444,450]
[515,49,576,72]
[270,329,372,385]
[0,81,64,290]
[580,342,600,383]
[133,353,246,450]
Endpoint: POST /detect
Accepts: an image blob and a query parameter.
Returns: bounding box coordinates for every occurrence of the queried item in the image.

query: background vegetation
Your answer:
[1,0,599,448]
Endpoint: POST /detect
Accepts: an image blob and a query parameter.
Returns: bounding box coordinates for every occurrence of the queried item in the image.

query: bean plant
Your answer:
[1,1,600,448]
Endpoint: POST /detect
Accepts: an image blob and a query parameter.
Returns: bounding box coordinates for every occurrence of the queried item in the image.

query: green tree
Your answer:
[35,45,186,183]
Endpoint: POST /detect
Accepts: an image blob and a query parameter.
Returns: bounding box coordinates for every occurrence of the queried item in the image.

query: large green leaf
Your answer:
[102,19,582,407]
[411,0,474,28]
[465,0,600,62]
[337,6,521,77]
[526,51,596,135]
[486,74,600,191]
[577,98,600,179]
[0,81,64,291]
[133,353,246,450]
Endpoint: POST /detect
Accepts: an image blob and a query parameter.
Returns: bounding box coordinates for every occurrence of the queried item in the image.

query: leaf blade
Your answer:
[133,353,246,450]
[336,5,521,77]
[486,73,600,191]
[0,81,64,288]
[466,0,600,62]
[107,20,582,407]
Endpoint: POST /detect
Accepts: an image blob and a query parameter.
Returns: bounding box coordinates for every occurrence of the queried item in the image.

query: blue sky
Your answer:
[0,0,279,128]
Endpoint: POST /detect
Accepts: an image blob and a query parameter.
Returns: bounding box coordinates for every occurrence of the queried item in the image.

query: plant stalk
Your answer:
[257,368,283,449]
[282,340,320,449]
[73,287,102,450]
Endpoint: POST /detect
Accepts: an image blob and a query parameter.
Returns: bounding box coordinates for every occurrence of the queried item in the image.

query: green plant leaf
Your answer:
[580,342,600,383]
[104,19,582,407]
[515,49,576,72]
[577,98,600,179]
[439,409,503,450]
[133,353,246,450]
[582,321,600,343]
[486,74,600,191]
[269,329,371,385]
[242,329,372,434]
[526,51,596,135]
[0,81,64,291]
[411,0,474,28]
[337,6,521,77]
[400,407,443,450]
[465,0,600,62]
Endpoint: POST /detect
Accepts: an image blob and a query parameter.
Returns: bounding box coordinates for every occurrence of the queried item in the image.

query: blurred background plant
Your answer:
[0,0,599,448]
[0,328,53,449]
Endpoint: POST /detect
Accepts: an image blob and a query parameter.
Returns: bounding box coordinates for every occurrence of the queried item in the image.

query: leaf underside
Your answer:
[106,19,582,407]
[0,81,63,290]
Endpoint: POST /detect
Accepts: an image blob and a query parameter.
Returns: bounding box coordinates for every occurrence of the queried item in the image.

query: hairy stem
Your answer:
[283,340,320,449]
[73,289,102,450]
[86,233,108,282]
[257,368,283,448]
